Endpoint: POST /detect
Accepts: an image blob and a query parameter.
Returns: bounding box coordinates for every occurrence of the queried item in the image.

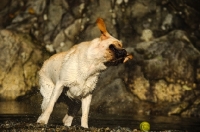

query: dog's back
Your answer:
[38,41,104,109]
[39,52,67,84]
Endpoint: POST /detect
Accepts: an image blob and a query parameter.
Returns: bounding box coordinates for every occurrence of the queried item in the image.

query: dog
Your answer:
[37,18,133,128]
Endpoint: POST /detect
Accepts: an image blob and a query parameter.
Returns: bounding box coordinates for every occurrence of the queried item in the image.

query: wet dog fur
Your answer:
[37,18,133,128]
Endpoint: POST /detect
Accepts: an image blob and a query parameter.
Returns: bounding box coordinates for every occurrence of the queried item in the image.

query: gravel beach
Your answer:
[0,120,186,132]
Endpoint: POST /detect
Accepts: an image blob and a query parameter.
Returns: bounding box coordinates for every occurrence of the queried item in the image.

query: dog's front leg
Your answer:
[81,94,92,128]
[37,81,64,124]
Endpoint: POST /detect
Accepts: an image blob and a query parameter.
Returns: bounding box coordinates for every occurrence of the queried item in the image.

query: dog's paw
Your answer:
[63,115,73,126]
[81,122,88,128]
[37,119,46,124]
[81,124,88,128]
[37,114,49,124]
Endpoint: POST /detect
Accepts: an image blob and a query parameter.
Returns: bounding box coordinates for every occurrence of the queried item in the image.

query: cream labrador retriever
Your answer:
[37,18,133,128]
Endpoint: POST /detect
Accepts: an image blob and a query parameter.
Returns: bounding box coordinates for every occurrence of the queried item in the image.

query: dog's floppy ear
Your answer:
[96,18,111,40]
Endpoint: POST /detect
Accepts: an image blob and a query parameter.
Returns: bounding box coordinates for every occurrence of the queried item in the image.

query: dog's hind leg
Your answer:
[62,96,81,126]
[37,74,55,124]
[37,81,64,124]
[40,85,55,112]
[39,78,55,111]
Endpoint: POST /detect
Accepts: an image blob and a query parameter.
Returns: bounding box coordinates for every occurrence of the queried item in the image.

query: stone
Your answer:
[0,30,20,83]
[181,96,200,117]
[126,30,200,115]
[64,19,83,41]
[26,0,46,15]
[0,30,43,100]
[161,14,173,30]
[154,80,185,103]
[91,78,135,114]
[140,29,154,42]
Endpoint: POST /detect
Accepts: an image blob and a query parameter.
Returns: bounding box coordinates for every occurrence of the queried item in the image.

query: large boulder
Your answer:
[0,30,43,100]
[126,30,200,116]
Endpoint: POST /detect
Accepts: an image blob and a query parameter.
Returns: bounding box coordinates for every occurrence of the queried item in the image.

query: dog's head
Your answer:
[95,18,133,66]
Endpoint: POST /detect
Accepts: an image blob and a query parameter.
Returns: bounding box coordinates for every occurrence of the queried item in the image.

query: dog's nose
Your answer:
[109,44,127,58]
[116,48,127,58]
[120,49,127,56]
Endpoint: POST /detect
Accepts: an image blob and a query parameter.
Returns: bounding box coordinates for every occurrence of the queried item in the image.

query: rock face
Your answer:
[91,30,200,116]
[0,30,43,100]
[125,30,200,116]
[0,0,200,117]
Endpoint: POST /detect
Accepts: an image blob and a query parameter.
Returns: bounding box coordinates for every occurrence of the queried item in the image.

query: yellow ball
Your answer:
[140,121,150,131]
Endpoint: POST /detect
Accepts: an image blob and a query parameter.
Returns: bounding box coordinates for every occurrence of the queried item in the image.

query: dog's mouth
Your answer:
[104,44,130,66]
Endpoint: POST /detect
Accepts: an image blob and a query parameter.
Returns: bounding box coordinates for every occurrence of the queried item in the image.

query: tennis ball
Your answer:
[140,121,150,131]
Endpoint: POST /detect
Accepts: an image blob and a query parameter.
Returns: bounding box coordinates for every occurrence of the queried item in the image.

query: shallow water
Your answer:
[0,101,200,131]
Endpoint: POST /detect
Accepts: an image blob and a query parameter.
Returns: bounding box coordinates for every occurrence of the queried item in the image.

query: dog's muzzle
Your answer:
[104,44,128,66]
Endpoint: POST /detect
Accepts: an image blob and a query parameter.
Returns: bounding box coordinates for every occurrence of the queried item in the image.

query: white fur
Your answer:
[36,18,130,128]
[37,38,119,127]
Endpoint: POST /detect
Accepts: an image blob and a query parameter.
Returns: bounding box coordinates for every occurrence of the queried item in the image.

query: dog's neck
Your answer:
[87,38,107,61]
[76,41,107,79]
